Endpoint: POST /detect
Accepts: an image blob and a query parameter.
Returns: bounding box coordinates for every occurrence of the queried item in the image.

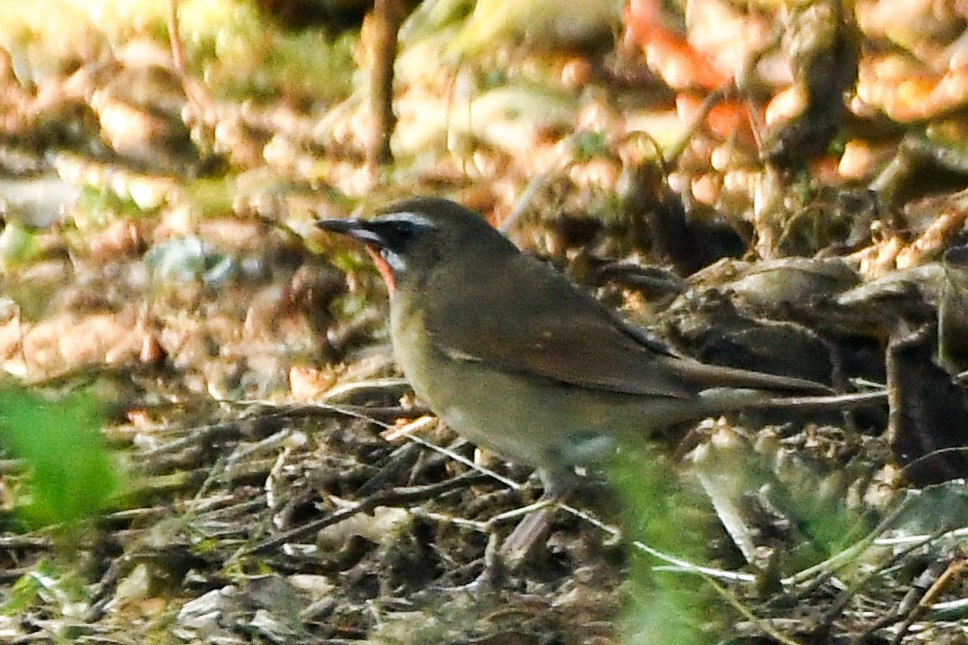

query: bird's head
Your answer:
[317,197,515,293]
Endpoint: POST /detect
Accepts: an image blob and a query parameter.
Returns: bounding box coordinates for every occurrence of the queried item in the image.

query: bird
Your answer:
[317,197,871,558]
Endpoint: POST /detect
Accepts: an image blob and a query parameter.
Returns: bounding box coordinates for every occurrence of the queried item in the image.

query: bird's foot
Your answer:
[414,533,506,600]
[427,503,557,595]
[492,470,578,571]
[494,502,558,571]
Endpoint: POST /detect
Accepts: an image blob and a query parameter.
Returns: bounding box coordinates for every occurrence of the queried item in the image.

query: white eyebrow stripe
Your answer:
[380,211,435,227]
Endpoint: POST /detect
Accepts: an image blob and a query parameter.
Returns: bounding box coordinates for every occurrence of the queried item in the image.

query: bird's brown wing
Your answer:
[423,253,829,397]
[422,253,698,398]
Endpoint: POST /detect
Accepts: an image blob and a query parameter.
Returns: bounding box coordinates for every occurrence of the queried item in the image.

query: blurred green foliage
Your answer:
[0,224,41,270]
[0,385,119,527]
[610,448,723,644]
[0,558,87,619]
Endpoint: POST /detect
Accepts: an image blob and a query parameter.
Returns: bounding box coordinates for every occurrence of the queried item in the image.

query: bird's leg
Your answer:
[426,470,578,594]
[496,468,579,571]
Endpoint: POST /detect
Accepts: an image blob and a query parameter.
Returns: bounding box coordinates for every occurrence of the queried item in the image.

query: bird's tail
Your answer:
[697,387,887,413]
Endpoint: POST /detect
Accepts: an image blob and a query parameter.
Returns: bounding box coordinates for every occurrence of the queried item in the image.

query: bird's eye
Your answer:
[376,220,422,250]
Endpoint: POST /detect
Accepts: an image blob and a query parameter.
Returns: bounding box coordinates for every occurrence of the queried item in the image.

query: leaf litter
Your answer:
[3,0,968,642]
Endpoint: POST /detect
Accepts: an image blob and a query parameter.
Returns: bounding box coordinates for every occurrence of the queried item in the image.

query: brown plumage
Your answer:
[319,197,833,494]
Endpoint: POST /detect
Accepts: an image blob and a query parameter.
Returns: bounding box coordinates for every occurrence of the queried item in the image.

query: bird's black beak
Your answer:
[318,217,401,292]
[317,218,386,247]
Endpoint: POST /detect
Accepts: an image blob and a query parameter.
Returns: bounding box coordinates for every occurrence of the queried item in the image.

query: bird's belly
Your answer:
[417,366,610,468]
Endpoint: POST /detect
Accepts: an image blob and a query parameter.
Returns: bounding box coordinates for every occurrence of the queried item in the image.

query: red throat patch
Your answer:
[365,246,396,294]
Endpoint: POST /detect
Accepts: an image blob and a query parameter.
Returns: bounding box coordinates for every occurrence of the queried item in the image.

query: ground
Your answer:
[2,1,968,643]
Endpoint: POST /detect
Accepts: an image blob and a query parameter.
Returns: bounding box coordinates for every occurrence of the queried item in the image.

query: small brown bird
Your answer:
[318,198,846,506]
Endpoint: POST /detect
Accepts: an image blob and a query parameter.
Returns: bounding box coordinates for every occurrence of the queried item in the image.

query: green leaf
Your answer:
[0,386,119,526]
[0,223,40,268]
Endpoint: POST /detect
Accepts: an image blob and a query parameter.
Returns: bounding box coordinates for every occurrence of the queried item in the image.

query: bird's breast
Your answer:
[388,298,437,404]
